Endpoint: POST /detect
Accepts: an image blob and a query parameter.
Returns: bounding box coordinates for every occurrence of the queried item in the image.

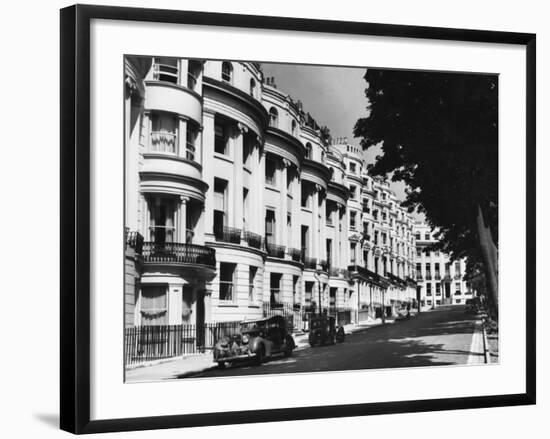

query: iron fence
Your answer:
[125,321,241,365]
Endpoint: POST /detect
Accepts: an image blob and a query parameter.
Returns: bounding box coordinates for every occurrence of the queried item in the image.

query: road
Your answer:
[185,305,484,379]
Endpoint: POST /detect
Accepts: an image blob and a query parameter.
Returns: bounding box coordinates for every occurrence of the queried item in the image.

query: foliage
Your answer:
[353,69,498,264]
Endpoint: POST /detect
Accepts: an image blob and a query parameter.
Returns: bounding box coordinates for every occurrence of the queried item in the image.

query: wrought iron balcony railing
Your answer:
[125,228,144,254]
[266,243,285,259]
[288,248,302,262]
[303,256,317,269]
[142,242,216,267]
[214,226,241,244]
[243,230,263,249]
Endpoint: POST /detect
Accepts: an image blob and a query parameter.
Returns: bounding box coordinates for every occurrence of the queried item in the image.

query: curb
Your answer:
[481,319,491,364]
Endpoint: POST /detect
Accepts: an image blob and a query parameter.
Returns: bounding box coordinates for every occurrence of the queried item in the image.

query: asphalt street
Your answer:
[185,305,483,379]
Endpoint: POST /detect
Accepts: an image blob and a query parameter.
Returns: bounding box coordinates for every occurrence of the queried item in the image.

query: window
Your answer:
[153,57,178,84]
[305,142,312,159]
[350,211,357,230]
[140,285,167,325]
[185,123,198,161]
[187,60,201,91]
[349,185,357,200]
[455,261,462,277]
[350,242,356,264]
[219,263,236,301]
[415,232,421,240]
[305,281,314,305]
[214,120,228,155]
[213,179,227,236]
[416,248,421,257]
[149,196,176,243]
[329,288,337,308]
[375,257,380,274]
[221,61,232,83]
[265,157,277,186]
[424,233,430,240]
[291,120,297,136]
[436,283,441,295]
[269,107,278,128]
[373,210,378,221]
[416,263,422,277]
[301,225,309,256]
[151,113,177,154]
[350,162,356,174]
[326,205,333,226]
[270,273,282,305]
[243,188,249,231]
[456,299,461,304]
[293,276,300,305]
[455,282,461,295]
[249,78,256,96]
[301,184,311,208]
[434,262,440,278]
[426,283,432,296]
[265,209,276,245]
[249,266,258,302]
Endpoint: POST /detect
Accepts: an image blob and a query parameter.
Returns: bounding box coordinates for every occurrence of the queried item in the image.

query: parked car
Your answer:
[395,304,411,321]
[465,297,481,314]
[308,314,345,346]
[213,315,295,369]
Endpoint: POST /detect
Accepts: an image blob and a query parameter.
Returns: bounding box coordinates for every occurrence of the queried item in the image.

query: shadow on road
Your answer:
[177,307,481,378]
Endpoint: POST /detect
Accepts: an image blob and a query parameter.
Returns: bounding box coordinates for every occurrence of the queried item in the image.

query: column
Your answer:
[319,191,326,264]
[202,110,215,237]
[177,116,187,159]
[258,150,266,235]
[312,185,320,264]
[281,159,289,249]
[178,196,188,243]
[233,123,246,231]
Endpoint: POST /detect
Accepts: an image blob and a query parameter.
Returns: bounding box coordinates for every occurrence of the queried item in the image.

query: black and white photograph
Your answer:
[124,57,499,382]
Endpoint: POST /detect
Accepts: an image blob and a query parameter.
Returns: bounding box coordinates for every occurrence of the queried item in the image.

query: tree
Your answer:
[354,70,498,317]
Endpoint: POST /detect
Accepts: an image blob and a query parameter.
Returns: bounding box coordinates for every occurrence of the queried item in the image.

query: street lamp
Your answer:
[314,270,322,315]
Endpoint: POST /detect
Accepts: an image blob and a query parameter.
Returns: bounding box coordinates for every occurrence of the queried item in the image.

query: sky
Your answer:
[261,62,410,206]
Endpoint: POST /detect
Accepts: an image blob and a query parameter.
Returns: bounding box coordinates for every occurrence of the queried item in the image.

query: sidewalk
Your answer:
[125,316,396,382]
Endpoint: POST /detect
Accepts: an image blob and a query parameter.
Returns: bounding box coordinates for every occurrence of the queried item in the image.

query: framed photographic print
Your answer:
[60,4,536,434]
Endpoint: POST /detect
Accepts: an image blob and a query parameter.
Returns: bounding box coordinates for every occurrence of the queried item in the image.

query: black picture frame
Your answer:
[60,4,536,434]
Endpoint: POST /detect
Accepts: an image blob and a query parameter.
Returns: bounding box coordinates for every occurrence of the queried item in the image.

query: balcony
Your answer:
[142,242,216,267]
[434,273,441,280]
[304,256,317,270]
[319,259,328,272]
[145,80,202,124]
[214,226,241,244]
[425,274,432,281]
[288,248,303,262]
[125,228,144,254]
[266,243,285,259]
[416,274,424,281]
[243,230,263,249]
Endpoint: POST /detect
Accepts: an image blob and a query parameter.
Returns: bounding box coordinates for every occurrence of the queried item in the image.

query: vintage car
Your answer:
[213,315,296,369]
[308,314,345,347]
[395,304,411,321]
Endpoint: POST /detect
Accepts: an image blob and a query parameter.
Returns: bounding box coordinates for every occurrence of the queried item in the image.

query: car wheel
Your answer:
[255,346,265,365]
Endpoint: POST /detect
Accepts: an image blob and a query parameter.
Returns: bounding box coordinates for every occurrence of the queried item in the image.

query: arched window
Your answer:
[269,107,278,128]
[221,62,233,83]
[291,120,297,136]
[305,142,312,159]
[249,78,256,97]
[321,151,325,163]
